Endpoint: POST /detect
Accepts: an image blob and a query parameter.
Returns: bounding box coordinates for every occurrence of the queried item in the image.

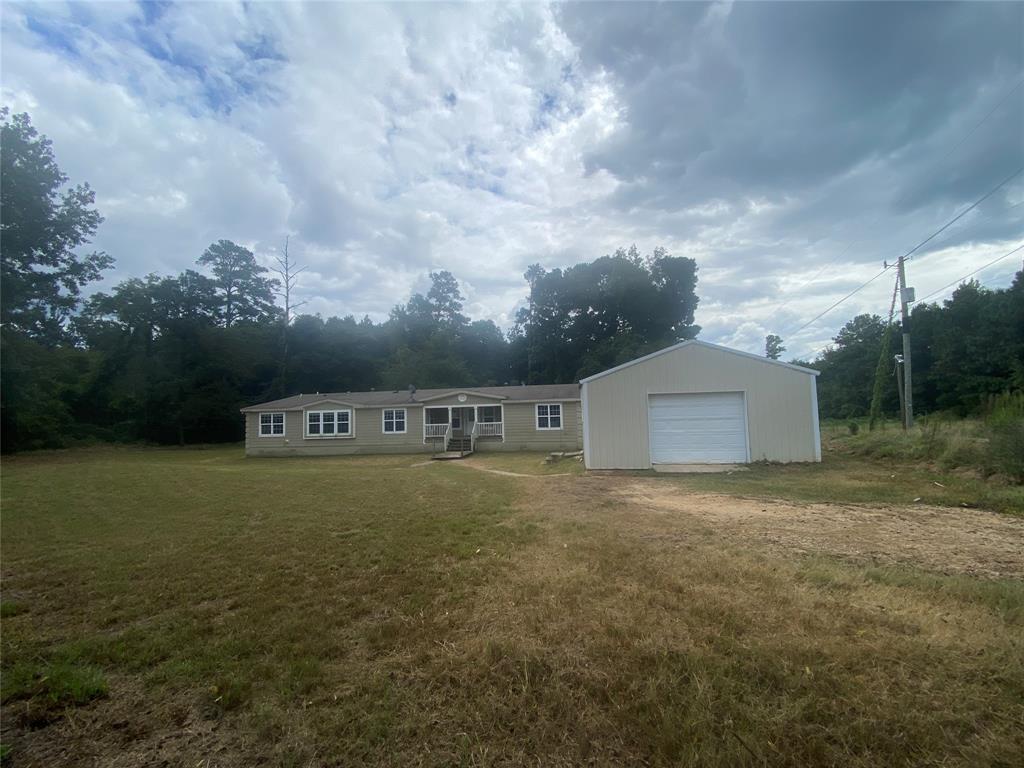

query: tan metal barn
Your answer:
[580,340,821,469]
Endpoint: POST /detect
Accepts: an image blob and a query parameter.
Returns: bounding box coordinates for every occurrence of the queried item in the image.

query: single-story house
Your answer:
[580,340,821,469]
[241,385,582,457]
[242,340,821,466]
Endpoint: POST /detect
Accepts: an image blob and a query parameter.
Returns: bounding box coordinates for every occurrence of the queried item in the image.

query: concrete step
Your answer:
[431,451,473,460]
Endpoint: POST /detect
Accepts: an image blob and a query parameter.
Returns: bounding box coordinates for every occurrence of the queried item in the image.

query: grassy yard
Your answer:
[2,446,1022,766]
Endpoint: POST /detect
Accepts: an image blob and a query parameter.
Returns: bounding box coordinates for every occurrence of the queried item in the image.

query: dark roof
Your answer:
[240,383,581,412]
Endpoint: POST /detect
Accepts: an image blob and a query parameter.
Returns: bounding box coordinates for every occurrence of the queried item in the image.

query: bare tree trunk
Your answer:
[271,236,307,395]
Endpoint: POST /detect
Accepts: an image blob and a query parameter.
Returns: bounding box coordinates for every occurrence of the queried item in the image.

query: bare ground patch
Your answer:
[605,478,1024,578]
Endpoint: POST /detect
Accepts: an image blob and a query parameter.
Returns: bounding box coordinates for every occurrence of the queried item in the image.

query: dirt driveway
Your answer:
[540,475,1024,579]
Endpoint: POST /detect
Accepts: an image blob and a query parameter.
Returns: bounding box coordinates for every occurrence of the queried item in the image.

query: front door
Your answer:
[451,407,474,437]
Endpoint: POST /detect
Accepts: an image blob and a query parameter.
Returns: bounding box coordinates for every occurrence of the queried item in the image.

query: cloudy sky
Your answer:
[2,1,1022,358]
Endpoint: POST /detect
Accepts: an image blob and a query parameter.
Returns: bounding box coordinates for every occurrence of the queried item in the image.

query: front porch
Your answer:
[424,404,503,456]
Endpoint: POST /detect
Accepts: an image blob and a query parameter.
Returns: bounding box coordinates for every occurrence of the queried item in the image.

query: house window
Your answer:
[306,409,352,437]
[478,406,501,423]
[259,412,285,436]
[536,403,562,430]
[383,408,407,434]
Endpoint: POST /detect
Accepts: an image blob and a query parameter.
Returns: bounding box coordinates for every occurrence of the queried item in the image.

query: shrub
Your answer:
[985,392,1024,482]
[939,434,986,471]
[847,421,859,436]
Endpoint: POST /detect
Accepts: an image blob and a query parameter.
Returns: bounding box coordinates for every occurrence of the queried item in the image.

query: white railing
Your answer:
[477,422,503,437]
[424,422,451,452]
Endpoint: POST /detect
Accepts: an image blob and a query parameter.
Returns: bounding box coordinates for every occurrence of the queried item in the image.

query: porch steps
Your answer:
[431,450,473,461]
[431,436,474,460]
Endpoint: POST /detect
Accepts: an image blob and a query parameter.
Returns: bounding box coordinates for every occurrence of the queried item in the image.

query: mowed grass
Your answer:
[2,446,1023,766]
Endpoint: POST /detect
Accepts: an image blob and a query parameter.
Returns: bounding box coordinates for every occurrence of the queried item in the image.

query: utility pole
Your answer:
[896,256,915,429]
[894,354,906,430]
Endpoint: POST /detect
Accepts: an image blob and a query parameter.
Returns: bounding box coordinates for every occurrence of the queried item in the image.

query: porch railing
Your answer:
[424,422,450,452]
[477,422,503,437]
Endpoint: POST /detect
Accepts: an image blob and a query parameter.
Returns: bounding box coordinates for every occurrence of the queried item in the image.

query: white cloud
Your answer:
[1,0,1021,359]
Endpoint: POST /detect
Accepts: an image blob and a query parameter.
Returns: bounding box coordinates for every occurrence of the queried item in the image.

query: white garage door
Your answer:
[648,392,748,464]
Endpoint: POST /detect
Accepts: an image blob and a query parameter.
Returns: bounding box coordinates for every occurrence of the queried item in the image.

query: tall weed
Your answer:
[985,392,1024,482]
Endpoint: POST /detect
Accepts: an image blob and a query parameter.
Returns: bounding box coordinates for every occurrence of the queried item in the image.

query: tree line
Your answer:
[800,275,1024,421]
[1,110,704,449]
[2,108,1020,451]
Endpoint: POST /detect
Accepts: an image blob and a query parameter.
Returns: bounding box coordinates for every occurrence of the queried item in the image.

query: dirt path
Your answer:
[408,459,571,477]
[599,479,1024,578]
[454,460,572,478]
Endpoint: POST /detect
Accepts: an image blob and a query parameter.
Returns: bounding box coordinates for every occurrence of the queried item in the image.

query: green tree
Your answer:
[426,270,468,328]
[765,334,785,360]
[1,108,113,451]
[197,240,279,327]
[1,108,112,342]
[925,281,1021,413]
[815,314,897,419]
[512,245,699,383]
[382,335,473,389]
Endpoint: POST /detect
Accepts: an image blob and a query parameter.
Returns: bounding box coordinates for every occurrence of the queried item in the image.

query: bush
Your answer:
[847,420,859,436]
[939,434,986,471]
[985,392,1024,482]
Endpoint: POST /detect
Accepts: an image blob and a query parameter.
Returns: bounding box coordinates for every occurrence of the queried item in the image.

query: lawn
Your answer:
[2,446,1022,767]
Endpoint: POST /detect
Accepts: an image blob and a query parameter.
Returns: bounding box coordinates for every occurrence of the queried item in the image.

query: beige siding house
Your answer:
[242,384,582,457]
[242,341,818,466]
[581,340,821,469]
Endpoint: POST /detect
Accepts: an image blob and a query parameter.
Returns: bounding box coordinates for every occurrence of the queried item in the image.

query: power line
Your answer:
[912,243,1024,305]
[868,273,902,428]
[904,165,1023,262]
[778,171,1019,339]
[977,272,1018,289]
[787,264,895,336]
[768,82,1023,328]
[767,241,857,322]
[937,77,1024,165]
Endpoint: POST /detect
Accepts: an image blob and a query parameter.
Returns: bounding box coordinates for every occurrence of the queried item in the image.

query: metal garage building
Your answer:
[580,340,821,469]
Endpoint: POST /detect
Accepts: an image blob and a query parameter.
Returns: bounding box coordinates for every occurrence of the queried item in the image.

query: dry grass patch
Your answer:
[611,480,1024,578]
[660,447,1024,515]
[448,479,1023,765]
